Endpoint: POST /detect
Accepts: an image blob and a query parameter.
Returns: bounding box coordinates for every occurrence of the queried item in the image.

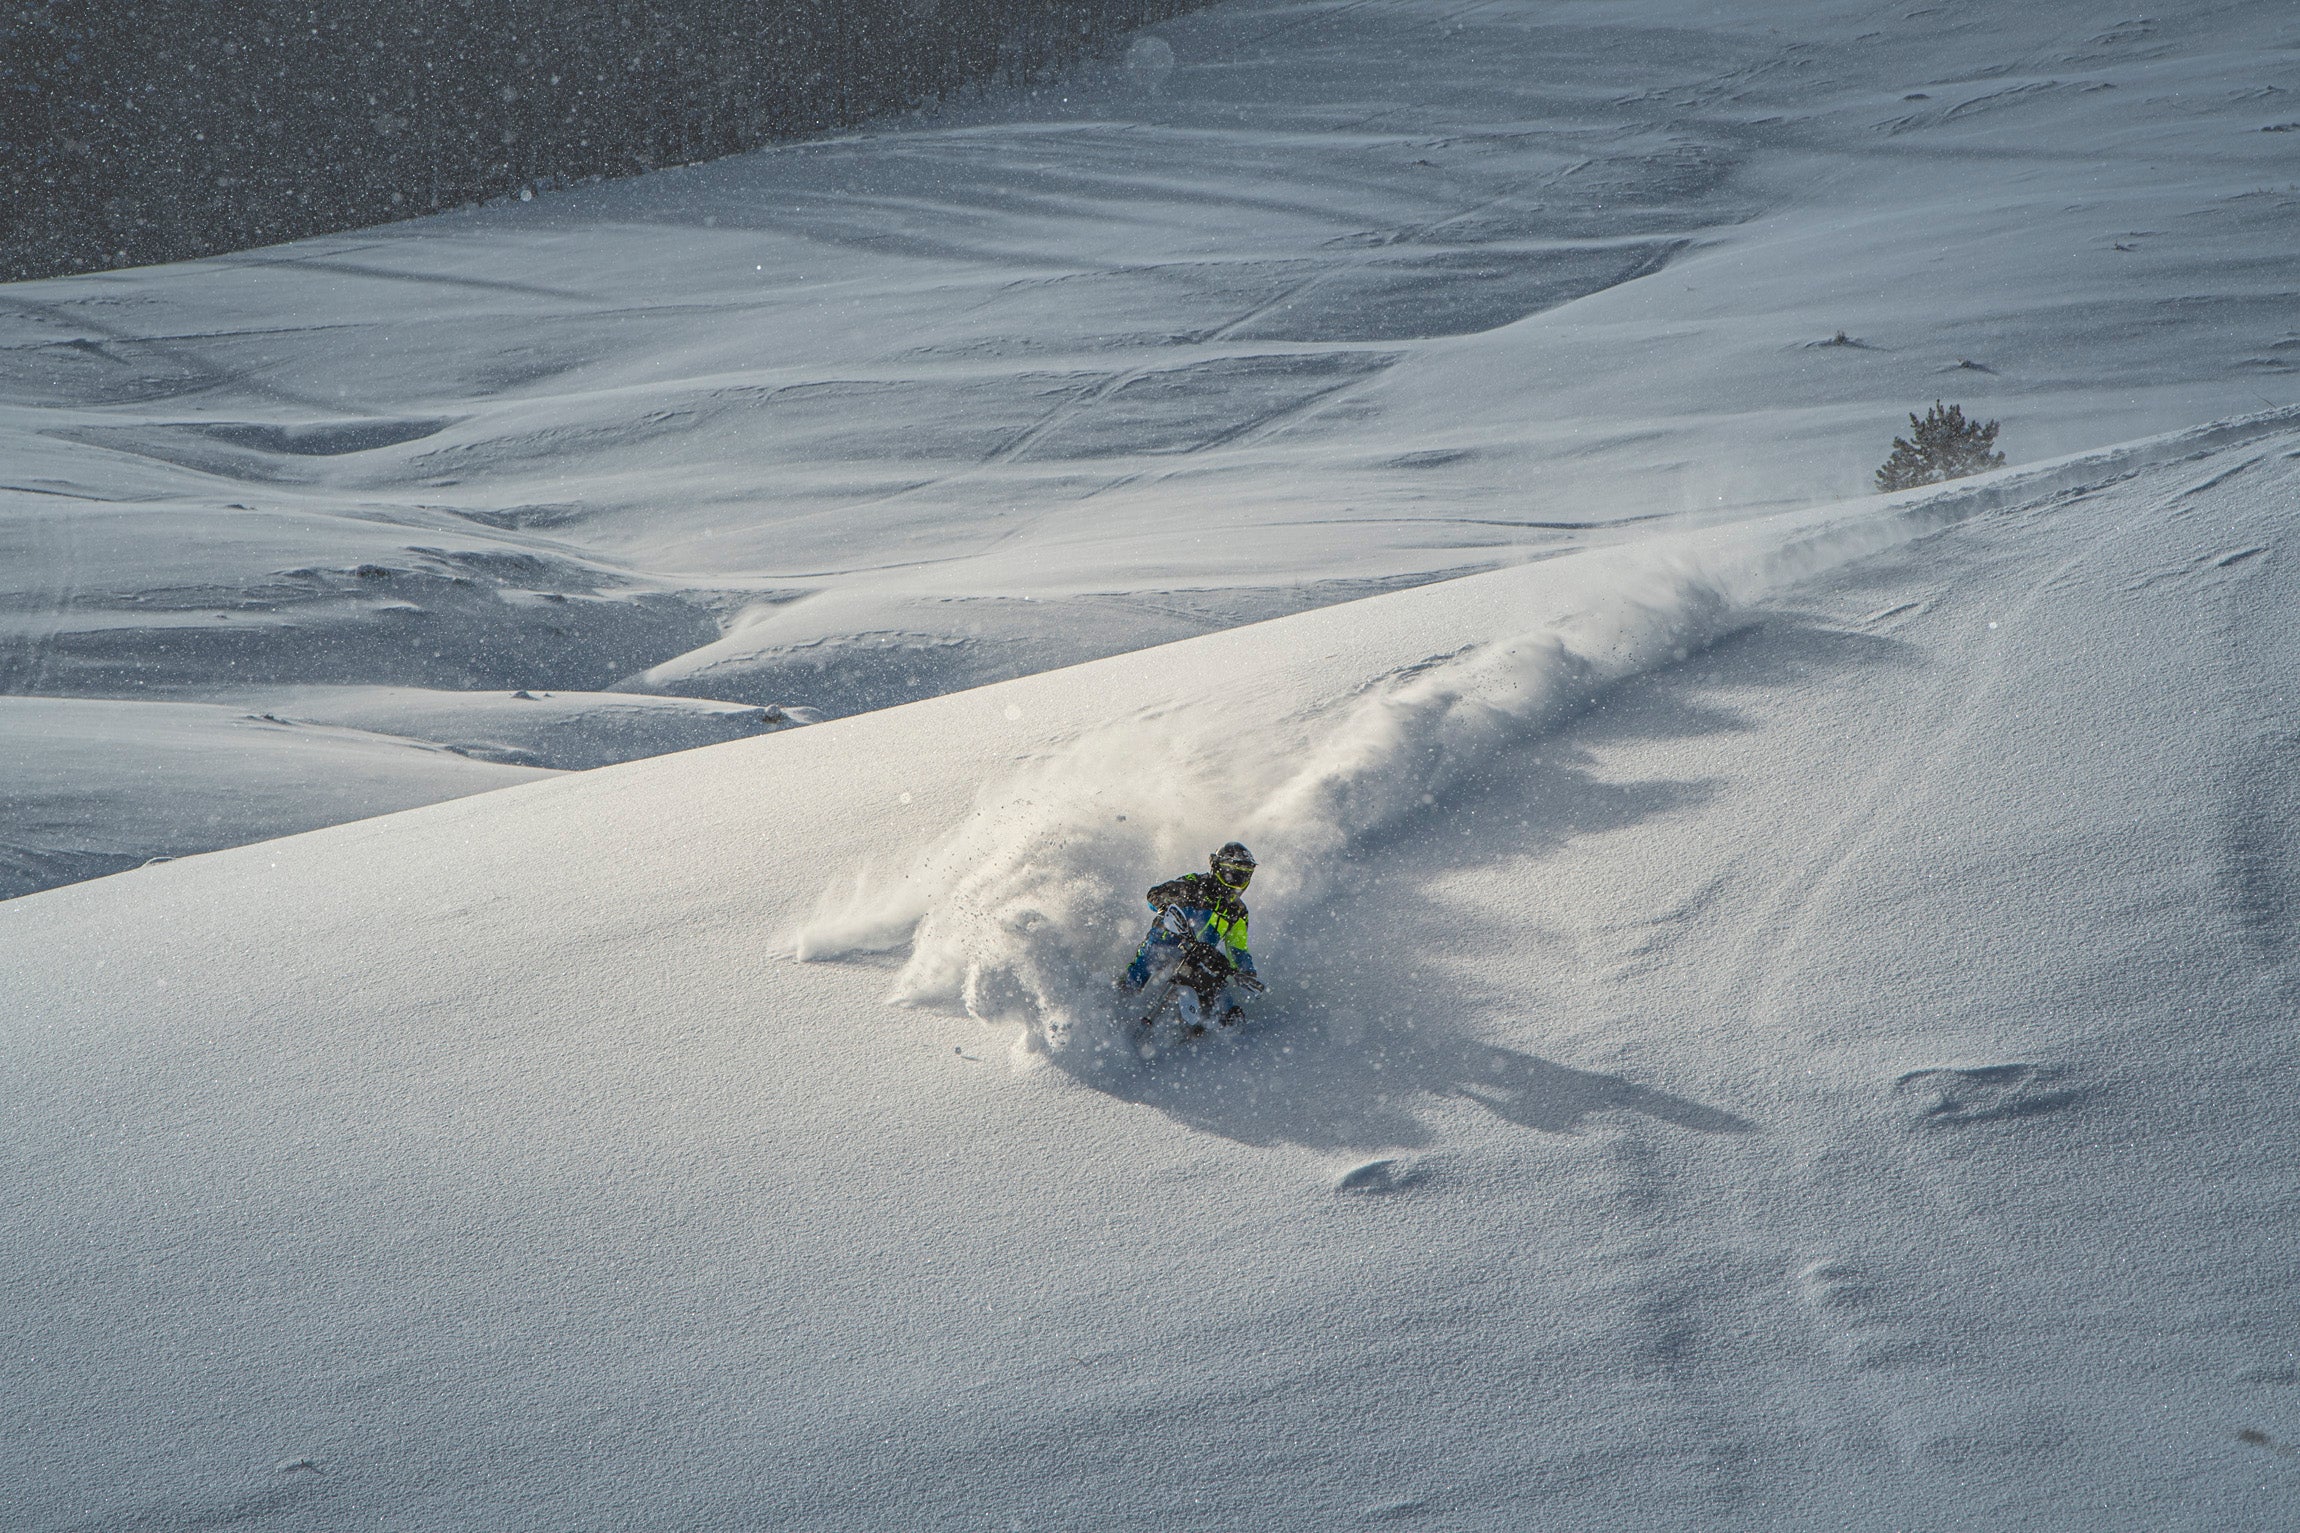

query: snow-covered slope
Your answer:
[7,414,2299,1529]
[6,0,2299,892]
[0,689,806,899]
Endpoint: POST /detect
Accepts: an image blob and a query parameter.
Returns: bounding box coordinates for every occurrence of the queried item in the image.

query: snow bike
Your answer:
[1129,935,1265,1049]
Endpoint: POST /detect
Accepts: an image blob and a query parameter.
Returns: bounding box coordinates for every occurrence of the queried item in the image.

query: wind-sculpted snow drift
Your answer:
[796,504,1932,1052]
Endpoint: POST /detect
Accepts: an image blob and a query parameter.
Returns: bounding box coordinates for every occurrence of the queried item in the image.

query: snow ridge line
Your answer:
[791,503,1891,1052]
[1868,403,2300,527]
[793,407,2300,1053]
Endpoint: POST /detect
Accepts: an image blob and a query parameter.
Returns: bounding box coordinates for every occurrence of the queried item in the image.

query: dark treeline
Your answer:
[1,0,1197,282]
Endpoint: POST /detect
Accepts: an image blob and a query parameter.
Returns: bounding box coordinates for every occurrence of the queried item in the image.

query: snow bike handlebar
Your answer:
[1155,906,1224,961]
[1154,905,1263,992]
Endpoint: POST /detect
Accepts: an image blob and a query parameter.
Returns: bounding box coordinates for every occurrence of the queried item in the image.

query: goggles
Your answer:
[1213,860,1254,889]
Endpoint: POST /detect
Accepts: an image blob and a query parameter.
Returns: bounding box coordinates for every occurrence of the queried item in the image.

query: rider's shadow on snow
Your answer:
[1054,617,1918,1151]
[1061,753,1751,1151]
[1066,1004,1752,1152]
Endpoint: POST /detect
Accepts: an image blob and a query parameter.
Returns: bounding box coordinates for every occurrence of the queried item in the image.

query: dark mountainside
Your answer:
[0,0,1197,281]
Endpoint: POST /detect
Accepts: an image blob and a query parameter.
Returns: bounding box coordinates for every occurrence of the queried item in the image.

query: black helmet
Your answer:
[1210,841,1257,890]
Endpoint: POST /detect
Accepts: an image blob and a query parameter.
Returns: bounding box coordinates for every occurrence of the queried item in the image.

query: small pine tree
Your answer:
[1874,401,2005,492]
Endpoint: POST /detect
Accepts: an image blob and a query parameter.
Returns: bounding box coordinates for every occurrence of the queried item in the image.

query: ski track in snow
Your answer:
[8,0,2300,896]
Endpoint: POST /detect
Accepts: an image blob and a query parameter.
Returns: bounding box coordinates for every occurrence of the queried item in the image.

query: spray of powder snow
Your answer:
[794,513,1928,1054]
[793,722,1254,1049]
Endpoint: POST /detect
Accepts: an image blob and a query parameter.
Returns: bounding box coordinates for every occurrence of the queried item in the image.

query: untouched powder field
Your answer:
[6,413,2300,1528]
[4,0,2299,890]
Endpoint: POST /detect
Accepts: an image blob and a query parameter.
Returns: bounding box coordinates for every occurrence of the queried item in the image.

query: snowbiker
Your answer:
[1120,842,1266,1035]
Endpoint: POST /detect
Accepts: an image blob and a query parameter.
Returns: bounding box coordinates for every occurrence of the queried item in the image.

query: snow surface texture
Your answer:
[6,0,2300,893]
[0,689,809,899]
[7,417,2300,1529]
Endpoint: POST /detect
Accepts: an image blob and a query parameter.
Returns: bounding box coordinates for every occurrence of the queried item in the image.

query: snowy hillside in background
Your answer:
[5,0,2298,894]
[8,414,2300,1530]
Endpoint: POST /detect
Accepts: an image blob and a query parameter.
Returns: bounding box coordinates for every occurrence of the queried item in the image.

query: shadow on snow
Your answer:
[1047,616,1919,1151]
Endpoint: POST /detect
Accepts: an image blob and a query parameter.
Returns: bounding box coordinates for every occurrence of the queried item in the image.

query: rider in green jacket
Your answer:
[1120,842,1264,1030]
